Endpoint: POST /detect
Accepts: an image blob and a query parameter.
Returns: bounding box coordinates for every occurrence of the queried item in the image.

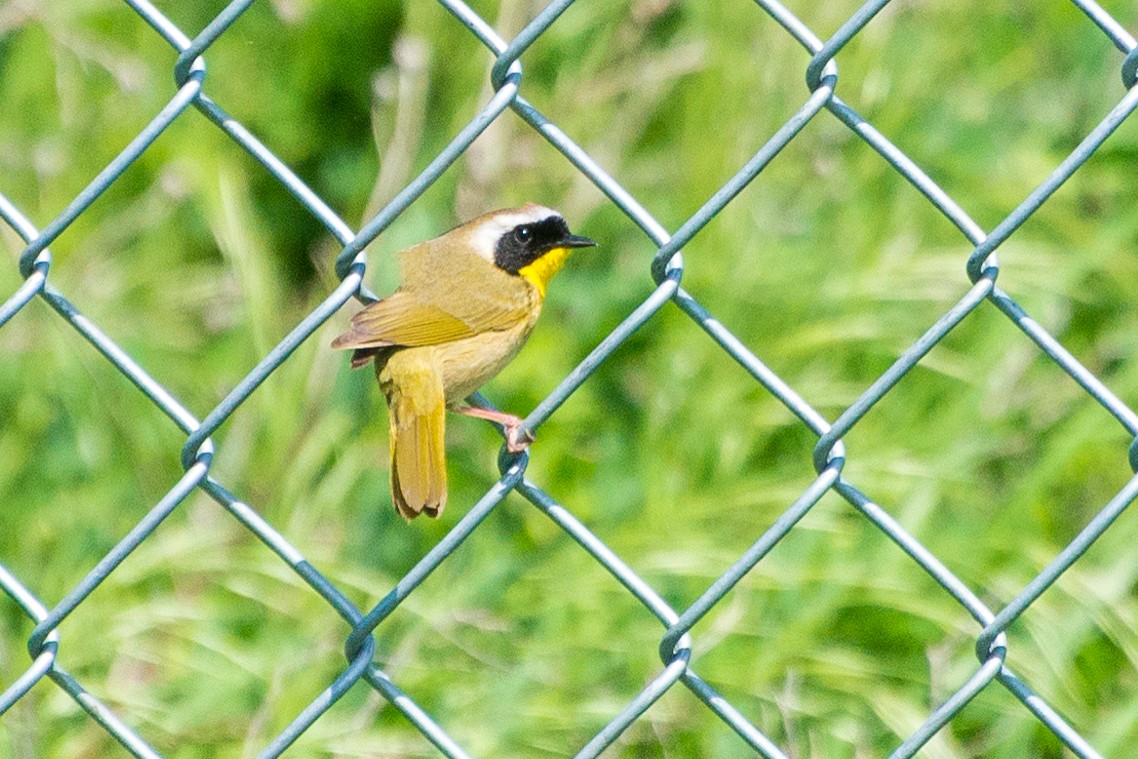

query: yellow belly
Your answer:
[434,318,538,403]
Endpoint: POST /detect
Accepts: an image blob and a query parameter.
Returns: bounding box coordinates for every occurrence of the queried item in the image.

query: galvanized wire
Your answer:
[2,1,1137,757]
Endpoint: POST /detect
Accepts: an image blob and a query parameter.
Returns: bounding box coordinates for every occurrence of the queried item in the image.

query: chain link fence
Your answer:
[3,0,1138,756]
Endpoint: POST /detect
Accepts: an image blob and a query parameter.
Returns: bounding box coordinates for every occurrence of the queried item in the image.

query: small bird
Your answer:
[332,204,595,519]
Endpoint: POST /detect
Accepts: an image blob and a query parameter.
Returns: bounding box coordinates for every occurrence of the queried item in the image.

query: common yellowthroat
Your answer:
[332,204,595,519]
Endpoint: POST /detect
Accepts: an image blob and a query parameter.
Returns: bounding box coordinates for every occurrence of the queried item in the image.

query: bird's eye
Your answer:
[515,226,532,243]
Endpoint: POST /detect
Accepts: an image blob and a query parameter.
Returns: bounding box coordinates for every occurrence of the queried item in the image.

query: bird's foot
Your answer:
[455,405,535,452]
[505,424,535,453]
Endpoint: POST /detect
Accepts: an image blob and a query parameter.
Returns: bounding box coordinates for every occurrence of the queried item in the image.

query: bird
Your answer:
[332,203,595,520]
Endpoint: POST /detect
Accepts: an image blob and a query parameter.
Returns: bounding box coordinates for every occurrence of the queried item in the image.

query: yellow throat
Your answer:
[517,246,573,299]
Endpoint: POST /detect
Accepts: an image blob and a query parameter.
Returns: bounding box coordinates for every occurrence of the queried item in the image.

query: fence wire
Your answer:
[2,1,1138,757]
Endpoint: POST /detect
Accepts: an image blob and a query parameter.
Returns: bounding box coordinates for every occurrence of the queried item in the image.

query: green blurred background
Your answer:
[3,1,1138,757]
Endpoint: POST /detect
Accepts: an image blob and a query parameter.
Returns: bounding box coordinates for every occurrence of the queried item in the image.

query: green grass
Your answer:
[3,0,1138,757]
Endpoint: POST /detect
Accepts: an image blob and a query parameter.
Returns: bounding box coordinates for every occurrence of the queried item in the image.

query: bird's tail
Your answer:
[383,359,447,519]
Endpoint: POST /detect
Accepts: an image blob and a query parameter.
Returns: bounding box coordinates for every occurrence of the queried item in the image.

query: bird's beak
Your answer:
[557,234,597,249]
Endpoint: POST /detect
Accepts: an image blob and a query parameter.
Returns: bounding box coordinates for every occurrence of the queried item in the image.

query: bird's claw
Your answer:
[505,424,535,453]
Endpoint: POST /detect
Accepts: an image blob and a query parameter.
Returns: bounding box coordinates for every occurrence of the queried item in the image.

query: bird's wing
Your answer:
[331,291,481,349]
[405,236,537,331]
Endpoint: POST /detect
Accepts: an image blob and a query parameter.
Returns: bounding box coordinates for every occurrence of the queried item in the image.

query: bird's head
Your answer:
[465,203,596,298]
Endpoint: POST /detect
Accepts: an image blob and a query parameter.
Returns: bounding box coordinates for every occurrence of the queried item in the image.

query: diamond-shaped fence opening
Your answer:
[3,0,1138,757]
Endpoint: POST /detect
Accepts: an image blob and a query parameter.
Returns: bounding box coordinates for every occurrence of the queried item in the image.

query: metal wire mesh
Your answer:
[2,1,1138,757]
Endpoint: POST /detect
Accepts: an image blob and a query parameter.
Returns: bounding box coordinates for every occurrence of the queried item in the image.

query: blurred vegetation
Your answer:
[2,0,1138,757]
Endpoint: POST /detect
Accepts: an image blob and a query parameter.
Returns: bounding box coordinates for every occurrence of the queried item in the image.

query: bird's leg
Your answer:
[454,406,535,452]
